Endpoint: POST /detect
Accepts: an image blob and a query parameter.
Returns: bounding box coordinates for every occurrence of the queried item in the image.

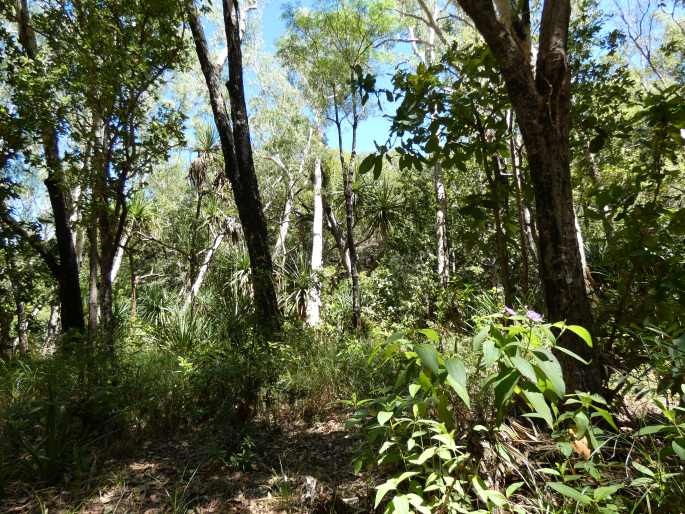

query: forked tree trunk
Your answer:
[306,158,324,326]
[187,0,280,335]
[456,0,600,392]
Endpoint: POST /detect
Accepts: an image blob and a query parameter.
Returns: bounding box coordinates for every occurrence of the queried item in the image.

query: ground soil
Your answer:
[1,415,374,513]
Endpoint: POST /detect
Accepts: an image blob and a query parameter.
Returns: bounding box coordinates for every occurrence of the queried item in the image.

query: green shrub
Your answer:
[348,313,685,513]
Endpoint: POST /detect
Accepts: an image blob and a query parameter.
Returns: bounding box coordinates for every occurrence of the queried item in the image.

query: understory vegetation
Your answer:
[1,0,684,512]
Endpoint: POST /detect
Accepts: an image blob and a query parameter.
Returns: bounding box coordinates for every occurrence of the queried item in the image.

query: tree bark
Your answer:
[15,0,84,334]
[433,162,450,288]
[183,230,225,311]
[455,0,600,392]
[333,78,361,330]
[306,157,324,326]
[187,0,280,335]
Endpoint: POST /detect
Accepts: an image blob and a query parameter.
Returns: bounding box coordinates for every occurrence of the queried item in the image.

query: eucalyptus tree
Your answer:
[185,0,281,335]
[279,0,398,329]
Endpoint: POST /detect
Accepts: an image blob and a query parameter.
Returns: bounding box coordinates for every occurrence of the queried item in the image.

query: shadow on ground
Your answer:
[1,417,374,513]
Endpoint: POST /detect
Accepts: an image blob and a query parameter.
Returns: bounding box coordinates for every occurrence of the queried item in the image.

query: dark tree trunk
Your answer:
[456,0,601,392]
[187,0,280,335]
[15,0,85,334]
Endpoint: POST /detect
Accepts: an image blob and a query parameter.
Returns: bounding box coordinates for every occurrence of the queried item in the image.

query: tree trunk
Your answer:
[456,0,600,392]
[183,230,225,311]
[88,218,99,334]
[433,162,450,287]
[509,115,531,298]
[110,224,130,284]
[333,78,361,330]
[306,157,324,326]
[15,0,84,335]
[187,0,280,335]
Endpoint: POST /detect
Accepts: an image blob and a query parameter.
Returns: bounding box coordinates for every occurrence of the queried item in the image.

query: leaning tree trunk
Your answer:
[187,0,280,335]
[15,0,84,334]
[456,0,600,393]
[306,157,324,326]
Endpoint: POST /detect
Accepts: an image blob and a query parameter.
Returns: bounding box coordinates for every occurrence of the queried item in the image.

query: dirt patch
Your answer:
[0,416,375,513]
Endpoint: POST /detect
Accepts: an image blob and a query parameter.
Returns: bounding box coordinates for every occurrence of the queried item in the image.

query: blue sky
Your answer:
[257,0,396,153]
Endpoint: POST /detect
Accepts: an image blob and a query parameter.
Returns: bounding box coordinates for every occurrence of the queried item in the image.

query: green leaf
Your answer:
[408,383,421,398]
[392,495,410,514]
[523,391,555,430]
[506,482,524,498]
[636,424,669,436]
[494,370,519,411]
[511,355,537,384]
[547,482,592,505]
[373,156,383,179]
[533,350,566,398]
[632,462,655,477]
[592,407,618,431]
[358,154,376,174]
[409,447,436,465]
[482,339,500,367]
[416,344,440,374]
[566,325,593,348]
[574,412,590,438]
[446,376,471,408]
[472,325,490,351]
[672,439,685,460]
[445,358,467,387]
[594,484,622,501]
[418,328,440,342]
[377,411,393,426]
[374,479,397,508]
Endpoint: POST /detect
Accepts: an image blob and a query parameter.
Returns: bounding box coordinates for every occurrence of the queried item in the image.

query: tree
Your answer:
[279,0,397,329]
[454,0,600,391]
[186,0,281,335]
[3,0,85,334]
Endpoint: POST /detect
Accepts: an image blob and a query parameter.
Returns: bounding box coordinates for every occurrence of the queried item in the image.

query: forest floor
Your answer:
[1,413,373,513]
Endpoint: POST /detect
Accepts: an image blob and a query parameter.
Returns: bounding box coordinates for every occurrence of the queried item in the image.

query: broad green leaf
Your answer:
[524,391,554,429]
[494,370,519,411]
[408,383,421,398]
[358,154,375,174]
[482,339,500,367]
[533,350,566,398]
[418,328,440,342]
[377,411,393,426]
[574,412,590,438]
[445,358,467,387]
[375,479,397,508]
[392,495,410,514]
[594,484,622,501]
[409,447,436,465]
[566,325,593,348]
[636,424,669,436]
[547,482,592,505]
[415,344,441,374]
[446,376,471,408]
[592,407,619,431]
[472,325,490,351]
[511,355,537,383]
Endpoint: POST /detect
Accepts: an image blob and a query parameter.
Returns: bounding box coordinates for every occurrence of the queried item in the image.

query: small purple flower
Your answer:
[504,306,516,316]
[526,310,543,322]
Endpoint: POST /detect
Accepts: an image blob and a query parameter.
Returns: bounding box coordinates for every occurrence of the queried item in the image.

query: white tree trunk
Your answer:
[433,162,450,287]
[182,230,225,312]
[110,224,131,284]
[307,157,324,326]
[273,174,294,263]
